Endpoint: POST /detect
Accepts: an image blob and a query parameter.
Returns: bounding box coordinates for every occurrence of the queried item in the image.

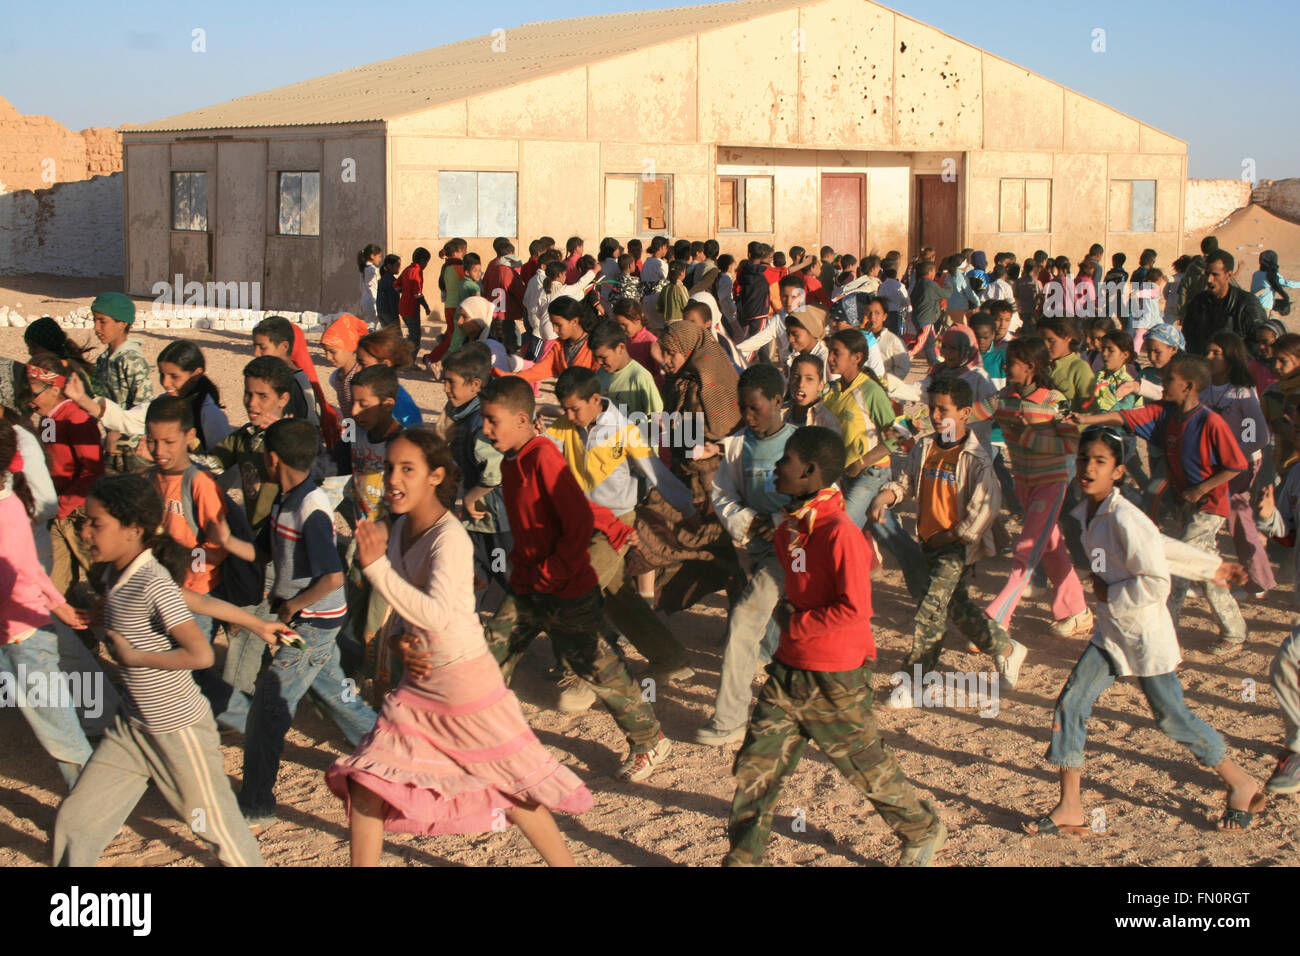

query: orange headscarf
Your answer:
[321,313,369,354]
[290,323,342,447]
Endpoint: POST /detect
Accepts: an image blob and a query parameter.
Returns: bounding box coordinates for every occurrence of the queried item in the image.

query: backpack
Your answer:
[173,463,266,608]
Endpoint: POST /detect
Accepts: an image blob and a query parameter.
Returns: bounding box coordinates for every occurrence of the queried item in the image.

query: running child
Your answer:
[439,344,511,602]
[52,473,264,866]
[870,377,1027,697]
[321,313,371,419]
[824,328,929,599]
[326,431,592,865]
[479,376,672,781]
[0,419,94,790]
[1023,425,1264,836]
[968,337,1091,635]
[25,359,105,597]
[1204,332,1274,597]
[696,365,798,746]
[1073,355,1250,658]
[726,426,947,866]
[216,420,378,825]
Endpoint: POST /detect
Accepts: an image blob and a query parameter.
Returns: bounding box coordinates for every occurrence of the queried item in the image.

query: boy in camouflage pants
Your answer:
[869,376,1027,691]
[726,426,945,866]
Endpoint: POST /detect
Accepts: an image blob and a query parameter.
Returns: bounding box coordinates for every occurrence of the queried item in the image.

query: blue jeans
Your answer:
[846,465,931,600]
[192,612,258,734]
[239,621,378,813]
[1047,643,1226,768]
[0,627,94,789]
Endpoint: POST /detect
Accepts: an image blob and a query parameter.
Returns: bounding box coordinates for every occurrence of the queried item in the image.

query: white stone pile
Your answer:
[0,304,341,335]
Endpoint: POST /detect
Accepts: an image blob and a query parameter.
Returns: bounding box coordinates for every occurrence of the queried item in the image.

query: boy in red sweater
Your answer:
[26,360,105,595]
[479,375,672,782]
[725,426,946,866]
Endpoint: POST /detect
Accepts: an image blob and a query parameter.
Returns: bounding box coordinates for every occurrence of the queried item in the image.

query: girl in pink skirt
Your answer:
[326,430,592,865]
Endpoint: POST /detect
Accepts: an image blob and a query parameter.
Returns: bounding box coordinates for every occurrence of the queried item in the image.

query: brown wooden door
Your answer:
[913,175,959,265]
[821,174,864,260]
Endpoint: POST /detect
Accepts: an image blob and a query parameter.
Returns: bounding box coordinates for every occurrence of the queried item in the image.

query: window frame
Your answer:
[604,173,674,238]
[717,175,775,234]
[277,170,322,237]
[1109,179,1157,234]
[170,171,208,233]
[437,170,519,238]
[997,177,1052,234]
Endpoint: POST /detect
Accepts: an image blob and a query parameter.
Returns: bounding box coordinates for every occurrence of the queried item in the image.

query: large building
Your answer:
[122,0,1187,312]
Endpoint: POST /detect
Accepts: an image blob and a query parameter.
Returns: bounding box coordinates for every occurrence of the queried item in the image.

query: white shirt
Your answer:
[1071,489,1222,677]
[360,263,380,323]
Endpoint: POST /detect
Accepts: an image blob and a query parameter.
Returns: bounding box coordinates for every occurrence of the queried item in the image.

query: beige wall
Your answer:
[123,124,385,312]
[965,149,1185,268]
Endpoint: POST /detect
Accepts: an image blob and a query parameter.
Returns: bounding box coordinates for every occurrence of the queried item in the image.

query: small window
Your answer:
[718,176,775,232]
[171,172,208,232]
[278,171,321,236]
[998,178,1051,233]
[1110,180,1156,233]
[603,174,673,237]
[438,171,518,237]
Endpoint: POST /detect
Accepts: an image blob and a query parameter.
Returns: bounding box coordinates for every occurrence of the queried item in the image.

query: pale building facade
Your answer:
[122,0,1186,312]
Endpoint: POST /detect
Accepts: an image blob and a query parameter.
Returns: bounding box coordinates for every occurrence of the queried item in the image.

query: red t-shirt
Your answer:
[501,436,599,598]
[397,263,424,318]
[774,493,878,671]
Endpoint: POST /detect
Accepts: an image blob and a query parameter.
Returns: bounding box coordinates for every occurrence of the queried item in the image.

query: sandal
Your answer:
[1216,792,1267,833]
[1021,815,1092,837]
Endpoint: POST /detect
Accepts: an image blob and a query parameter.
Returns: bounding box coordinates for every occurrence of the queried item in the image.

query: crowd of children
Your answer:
[2,232,1298,869]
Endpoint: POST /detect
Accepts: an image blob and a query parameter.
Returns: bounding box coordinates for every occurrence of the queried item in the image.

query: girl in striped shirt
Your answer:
[970,337,1090,636]
[52,473,264,867]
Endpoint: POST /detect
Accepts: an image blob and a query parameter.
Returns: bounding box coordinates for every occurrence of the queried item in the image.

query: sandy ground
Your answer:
[1,269,1299,868]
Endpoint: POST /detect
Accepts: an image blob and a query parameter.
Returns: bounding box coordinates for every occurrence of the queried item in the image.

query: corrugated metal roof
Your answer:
[128,0,807,132]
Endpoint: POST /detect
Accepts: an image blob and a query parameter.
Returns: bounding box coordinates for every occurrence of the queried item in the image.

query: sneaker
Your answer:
[888,681,916,709]
[693,722,747,746]
[557,673,597,713]
[1206,638,1245,660]
[897,807,947,867]
[995,639,1029,689]
[1049,610,1093,638]
[618,735,672,782]
[1265,751,1300,795]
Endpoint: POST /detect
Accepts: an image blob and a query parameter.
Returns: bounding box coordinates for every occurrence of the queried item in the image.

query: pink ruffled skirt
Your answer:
[326,652,592,835]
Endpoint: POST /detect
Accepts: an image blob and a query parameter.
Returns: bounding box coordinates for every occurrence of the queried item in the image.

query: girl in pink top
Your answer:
[0,419,94,789]
[327,430,591,866]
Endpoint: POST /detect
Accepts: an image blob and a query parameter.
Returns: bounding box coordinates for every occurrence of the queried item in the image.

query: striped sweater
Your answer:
[970,385,1077,486]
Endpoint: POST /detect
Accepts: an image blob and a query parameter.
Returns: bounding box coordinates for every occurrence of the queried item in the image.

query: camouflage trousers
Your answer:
[486,587,662,754]
[725,661,940,866]
[908,542,1012,672]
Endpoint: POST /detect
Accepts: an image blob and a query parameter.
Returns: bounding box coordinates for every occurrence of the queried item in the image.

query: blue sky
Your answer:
[1,0,1289,179]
